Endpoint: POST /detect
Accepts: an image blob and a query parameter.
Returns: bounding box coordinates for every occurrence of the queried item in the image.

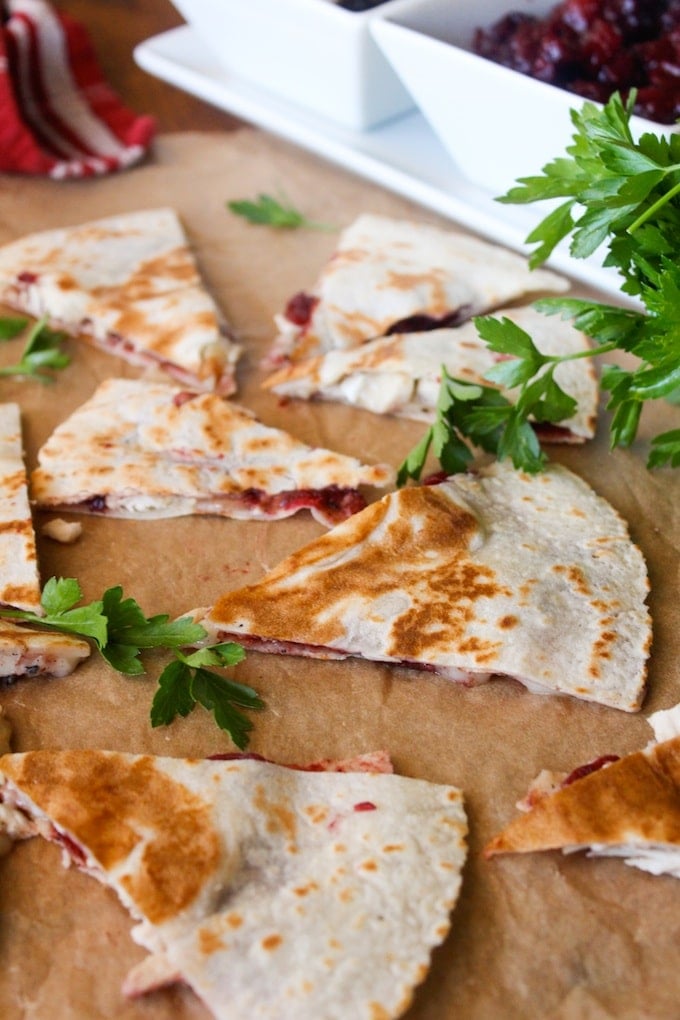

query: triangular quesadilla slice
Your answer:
[265,305,598,442]
[30,378,394,527]
[485,727,680,878]
[0,208,241,394]
[0,402,91,680]
[192,461,651,711]
[268,213,569,365]
[0,749,467,1019]
[0,402,42,615]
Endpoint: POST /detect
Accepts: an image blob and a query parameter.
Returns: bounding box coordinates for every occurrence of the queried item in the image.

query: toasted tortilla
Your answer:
[484,736,680,878]
[0,402,41,614]
[30,378,394,527]
[0,749,467,1020]
[264,305,598,442]
[0,402,91,680]
[0,208,241,394]
[193,461,651,711]
[268,213,569,364]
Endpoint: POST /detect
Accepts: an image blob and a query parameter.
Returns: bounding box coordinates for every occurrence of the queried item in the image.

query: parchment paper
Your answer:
[0,129,678,1020]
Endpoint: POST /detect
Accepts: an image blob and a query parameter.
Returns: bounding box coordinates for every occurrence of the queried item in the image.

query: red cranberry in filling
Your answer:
[284,292,318,328]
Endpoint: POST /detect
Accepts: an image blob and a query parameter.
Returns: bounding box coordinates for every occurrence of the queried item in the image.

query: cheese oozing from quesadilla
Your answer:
[484,731,680,878]
[30,378,394,527]
[0,749,467,1020]
[192,461,651,712]
[268,213,569,365]
[0,208,241,394]
[0,620,90,684]
[264,305,598,442]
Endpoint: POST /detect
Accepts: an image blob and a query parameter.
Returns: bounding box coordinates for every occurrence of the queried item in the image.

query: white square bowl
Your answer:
[168,0,416,130]
[371,0,676,194]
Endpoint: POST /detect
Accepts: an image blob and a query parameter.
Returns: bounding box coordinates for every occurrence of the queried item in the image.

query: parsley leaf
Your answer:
[648,429,680,468]
[150,643,263,750]
[2,577,108,646]
[0,316,29,340]
[397,369,546,481]
[227,193,333,231]
[100,586,205,675]
[0,316,70,382]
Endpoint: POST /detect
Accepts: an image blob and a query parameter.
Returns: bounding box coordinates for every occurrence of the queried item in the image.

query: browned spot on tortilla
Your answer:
[262,933,283,951]
[199,927,226,956]
[252,783,297,843]
[382,269,449,316]
[0,471,27,498]
[226,912,243,928]
[1,751,220,925]
[498,614,518,629]
[0,519,34,537]
[0,583,39,605]
[92,246,198,303]
[589,629,617,677]
[370,1002,392,1020]
[293,881,319,897]
[304,804,328,824]
[361,859,378,871]
[382,843,404,853]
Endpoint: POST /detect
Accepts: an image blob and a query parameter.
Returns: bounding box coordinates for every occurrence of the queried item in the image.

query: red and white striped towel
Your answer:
[0,0,156,178]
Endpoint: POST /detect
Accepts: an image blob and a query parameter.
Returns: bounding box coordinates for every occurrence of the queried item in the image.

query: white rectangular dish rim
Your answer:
[134,25,635,304]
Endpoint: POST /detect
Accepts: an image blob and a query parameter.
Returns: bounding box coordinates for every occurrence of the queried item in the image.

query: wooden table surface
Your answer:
[53,0,246,133]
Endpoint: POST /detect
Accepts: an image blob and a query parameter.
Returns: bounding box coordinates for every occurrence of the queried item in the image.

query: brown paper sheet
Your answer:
[0,129,678,1020]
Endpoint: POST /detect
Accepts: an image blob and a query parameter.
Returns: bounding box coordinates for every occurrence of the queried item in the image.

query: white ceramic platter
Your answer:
[135,25,629,302]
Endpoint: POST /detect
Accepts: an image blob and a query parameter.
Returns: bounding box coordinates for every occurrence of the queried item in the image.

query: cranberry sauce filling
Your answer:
[73,485,365,522]
[562,754,620,787]
[78,495,107,512]
[284,292,319,328]
[533,422,576,441]
[238,484,367,523]
[385,305,473,336]
[50,826,88,867]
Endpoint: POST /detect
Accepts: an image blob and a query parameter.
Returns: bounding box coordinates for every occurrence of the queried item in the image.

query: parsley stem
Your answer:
[539,340,619,364]
[627,175,680,234]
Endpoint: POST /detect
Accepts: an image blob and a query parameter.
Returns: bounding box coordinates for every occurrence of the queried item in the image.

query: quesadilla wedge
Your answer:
[0,402,42,615]
[0,208,241,393]
[30,378,394,527]
[485,713,680,878]
[268,213,569,365]
[192,461,651,712]
[0,749,467,1020]
[264,305,598,442]
[0,402,91,680]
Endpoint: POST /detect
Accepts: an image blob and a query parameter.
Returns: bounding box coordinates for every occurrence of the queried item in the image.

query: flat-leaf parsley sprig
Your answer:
[400,90,680,478]
[0,578,262,747]
[151,644,263,751]
[397,314,586,482]
[0,315,70,382]
[227,192,333,231]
